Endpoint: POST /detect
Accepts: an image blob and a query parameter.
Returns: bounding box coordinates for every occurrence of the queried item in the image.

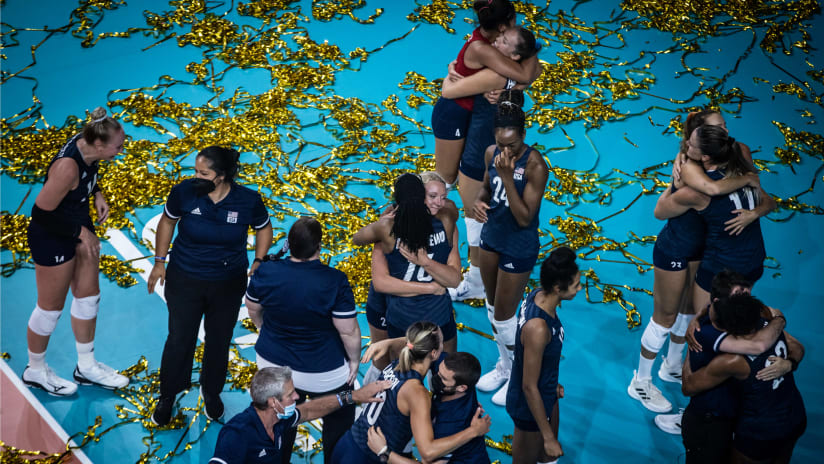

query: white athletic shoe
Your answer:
[654,409,683,435]
[658,356,683,384]
[448,272,485,301]
[23,365,78,397]
[491,379,510,406]
[477,361,509,392]
[628,370,672,413]
[74,362,129,390]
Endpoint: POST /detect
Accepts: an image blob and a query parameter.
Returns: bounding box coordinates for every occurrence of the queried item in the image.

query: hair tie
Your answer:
[479,5,489,12]
[92,116,107,123]
[281,240,290,253]
[406,342,414,350]
[498,100,518,108]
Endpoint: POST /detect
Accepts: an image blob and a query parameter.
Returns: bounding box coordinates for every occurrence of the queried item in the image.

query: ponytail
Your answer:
[196,146,241,182]
[397,321,440,372]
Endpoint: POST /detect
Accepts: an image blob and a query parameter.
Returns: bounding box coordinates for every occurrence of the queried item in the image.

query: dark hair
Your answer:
[473,0,516,32]
[679,109,719,154]
[713,294,765,336]
[494,89,526,135]
[82,106,122,144]
[443,352,482,389]
[398,321,440,372]
[392,173,433,255]
[196,146,241,182]
[288,217,322,260]
[540,246,579,292]
[512,26,539,61]
[710,269,752,302]
[694,125,755,176]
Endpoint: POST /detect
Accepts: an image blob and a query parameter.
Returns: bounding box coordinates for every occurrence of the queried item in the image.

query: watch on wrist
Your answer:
[379,450,390,463]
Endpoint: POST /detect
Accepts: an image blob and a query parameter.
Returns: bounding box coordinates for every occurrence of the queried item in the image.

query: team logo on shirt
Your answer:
[552,326,565,343]
[514,167,525,181]
[191,207,201,215]
[227,211,238,223]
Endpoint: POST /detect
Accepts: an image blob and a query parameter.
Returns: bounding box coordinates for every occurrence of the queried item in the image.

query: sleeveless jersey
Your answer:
[506,289,563,422]
[480,146,540,259]
[698,170,766,275]
[385,216,454,329]
[687,314,737,417]
[350,362,422,456]
[453,27,492,111]
[655,184,705,259]
[39,134,98,228]
[736,326,806,440]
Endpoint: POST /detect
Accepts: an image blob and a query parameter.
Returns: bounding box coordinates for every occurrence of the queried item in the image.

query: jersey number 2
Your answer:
[491,177,510,207]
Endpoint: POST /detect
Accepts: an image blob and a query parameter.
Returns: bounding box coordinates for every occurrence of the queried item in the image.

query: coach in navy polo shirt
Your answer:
[211,367,391,464]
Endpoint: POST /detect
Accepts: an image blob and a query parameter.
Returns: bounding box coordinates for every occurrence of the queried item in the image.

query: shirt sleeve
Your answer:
[210,426,247,464]
[164,183,185,220]
[245,269,264,303]
[331,273,357,319]
[251,193,271,230]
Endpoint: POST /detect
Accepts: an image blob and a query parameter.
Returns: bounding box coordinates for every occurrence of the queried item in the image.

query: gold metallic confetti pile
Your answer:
[1,0,822,461]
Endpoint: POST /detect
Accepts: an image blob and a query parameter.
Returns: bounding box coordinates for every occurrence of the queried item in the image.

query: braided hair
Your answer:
[494,89,526,135]
[392,173,433,255]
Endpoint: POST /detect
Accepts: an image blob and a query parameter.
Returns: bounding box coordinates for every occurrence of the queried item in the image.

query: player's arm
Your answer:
[718,312,785,355]
[442,67,508,99]
[681,353,747,396]
[372,244,444,296]
[520,319,558,447]
[298,380,391,423]
[503,151,549,228]
[471,41,533,83]
[680,161,760,196]
[653,184,707,220]
[353,218,391,247]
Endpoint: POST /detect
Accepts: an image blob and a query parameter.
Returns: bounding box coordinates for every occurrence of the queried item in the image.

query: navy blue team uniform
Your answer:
[431,355,490,464]
[695,170,765,291]
[28,134,99,266]
[506,289,563,431]
[681,314,737,464]
[159,178,270,400]
[210,404,301,464]
[246,257,357,464]
[733,328,806,461]
[332,363,421,463]
[384,216,456,341]
[652,184,706,271]
[365,282,389,331]
[480,147,541,273]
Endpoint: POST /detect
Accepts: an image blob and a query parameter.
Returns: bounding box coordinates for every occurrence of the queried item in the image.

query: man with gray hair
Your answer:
[210,366,390,464]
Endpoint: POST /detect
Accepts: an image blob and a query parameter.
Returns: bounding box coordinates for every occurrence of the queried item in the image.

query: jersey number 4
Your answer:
[491,177,510,207]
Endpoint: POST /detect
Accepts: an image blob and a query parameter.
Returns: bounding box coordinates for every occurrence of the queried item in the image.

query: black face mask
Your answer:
[191,177,217,196]
[431,373,457,397]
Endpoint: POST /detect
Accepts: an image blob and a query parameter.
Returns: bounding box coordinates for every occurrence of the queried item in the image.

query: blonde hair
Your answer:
[82,106,122,144]
[420,171,446,187]
[397,321,440,372]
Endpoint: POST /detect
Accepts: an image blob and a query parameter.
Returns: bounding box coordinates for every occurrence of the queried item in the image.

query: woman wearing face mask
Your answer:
[147,146,273,426]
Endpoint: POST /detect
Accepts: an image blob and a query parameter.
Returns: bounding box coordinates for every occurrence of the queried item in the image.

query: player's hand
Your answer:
[472,201,490,223]
[446,60,462,81]
[543,437,563,459]
[94,192,109,224]
[77,226,100,260]
[484,89,502,104]
[380,204,398,220]
[469,407,491,437]
[744,172,761,189]
[148,261,166,294]
[347,359,360,385]
[494,152,516,178]
[399,244,430,267]
[556,383,564,399]
[686,316,703,352]
[248,259,261,277]
[353,380,392,403]
[671,152,686,183]
[362,339,393,364]
[428,282,447,295]
[756,356,791,381]
[367,426,388,455]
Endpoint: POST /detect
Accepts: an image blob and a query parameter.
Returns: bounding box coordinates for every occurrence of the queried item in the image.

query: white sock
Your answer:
[28,350,46,371]
[467,264,481,283]
[638,355,654,380]
[666,339,685,367]
[76,341,96,369]
[538,460,558,464]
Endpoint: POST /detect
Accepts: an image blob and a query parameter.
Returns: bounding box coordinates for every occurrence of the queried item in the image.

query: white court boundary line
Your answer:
[0,359,93,464]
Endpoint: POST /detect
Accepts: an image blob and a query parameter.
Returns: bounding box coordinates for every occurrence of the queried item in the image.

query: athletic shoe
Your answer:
[448,272,485,301]
[491,379,510,406]
[22,365,78,397]
[654,410,683,435]
[151,396,174,427]
[200,387,224,422]
[477,361,509,392]
[74,362,129,389]
[627,370,672,413]
[658,356,683,384]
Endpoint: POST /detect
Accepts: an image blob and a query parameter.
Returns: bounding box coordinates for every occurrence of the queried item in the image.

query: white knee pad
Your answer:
[464,217,483,247]
[640,319,670,353]
[670,313,695,337]
[70,294,100,320]
[28,305,62,336]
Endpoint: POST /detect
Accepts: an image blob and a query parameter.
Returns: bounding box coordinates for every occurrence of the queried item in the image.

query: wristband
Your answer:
[378,446,389,463]
[253,257,263,264]
[154,256,167,262]
[336,392,343,407]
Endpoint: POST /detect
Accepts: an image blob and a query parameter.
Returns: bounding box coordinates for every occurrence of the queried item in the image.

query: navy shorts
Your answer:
[432,97,471,140]
[695,263,763,292]
[733,417,806,461]
[652,242,689,271]
[27,221,80,266]
[365,284,388,330]
[387,314,457,343]
[509,404,556,432]
[480,240,538,274]
[459,95,496,181]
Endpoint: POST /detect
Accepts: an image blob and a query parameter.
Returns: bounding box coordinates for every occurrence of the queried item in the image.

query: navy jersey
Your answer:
[164,179,270,280]
[698,170,766,276]
[384,216,453,328]
[736,327,806,440]
[687,314,737,417]
[246,258,356,373]
[38,134,98,228]
[431,357,489,464]
[210,403,301,464]
[350,363,421,456]
[506,289,563,422]
[655,184,705,259]
[480,146,540,259]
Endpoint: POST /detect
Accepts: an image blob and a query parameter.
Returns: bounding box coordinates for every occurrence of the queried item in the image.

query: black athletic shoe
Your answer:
[151,396,174,427]
[200,387,224,422]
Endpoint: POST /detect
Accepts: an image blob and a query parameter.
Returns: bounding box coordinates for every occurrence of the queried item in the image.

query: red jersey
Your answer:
[453,27,491,111]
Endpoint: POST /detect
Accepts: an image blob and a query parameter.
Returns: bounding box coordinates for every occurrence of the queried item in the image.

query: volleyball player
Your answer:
[24,107,129,395]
